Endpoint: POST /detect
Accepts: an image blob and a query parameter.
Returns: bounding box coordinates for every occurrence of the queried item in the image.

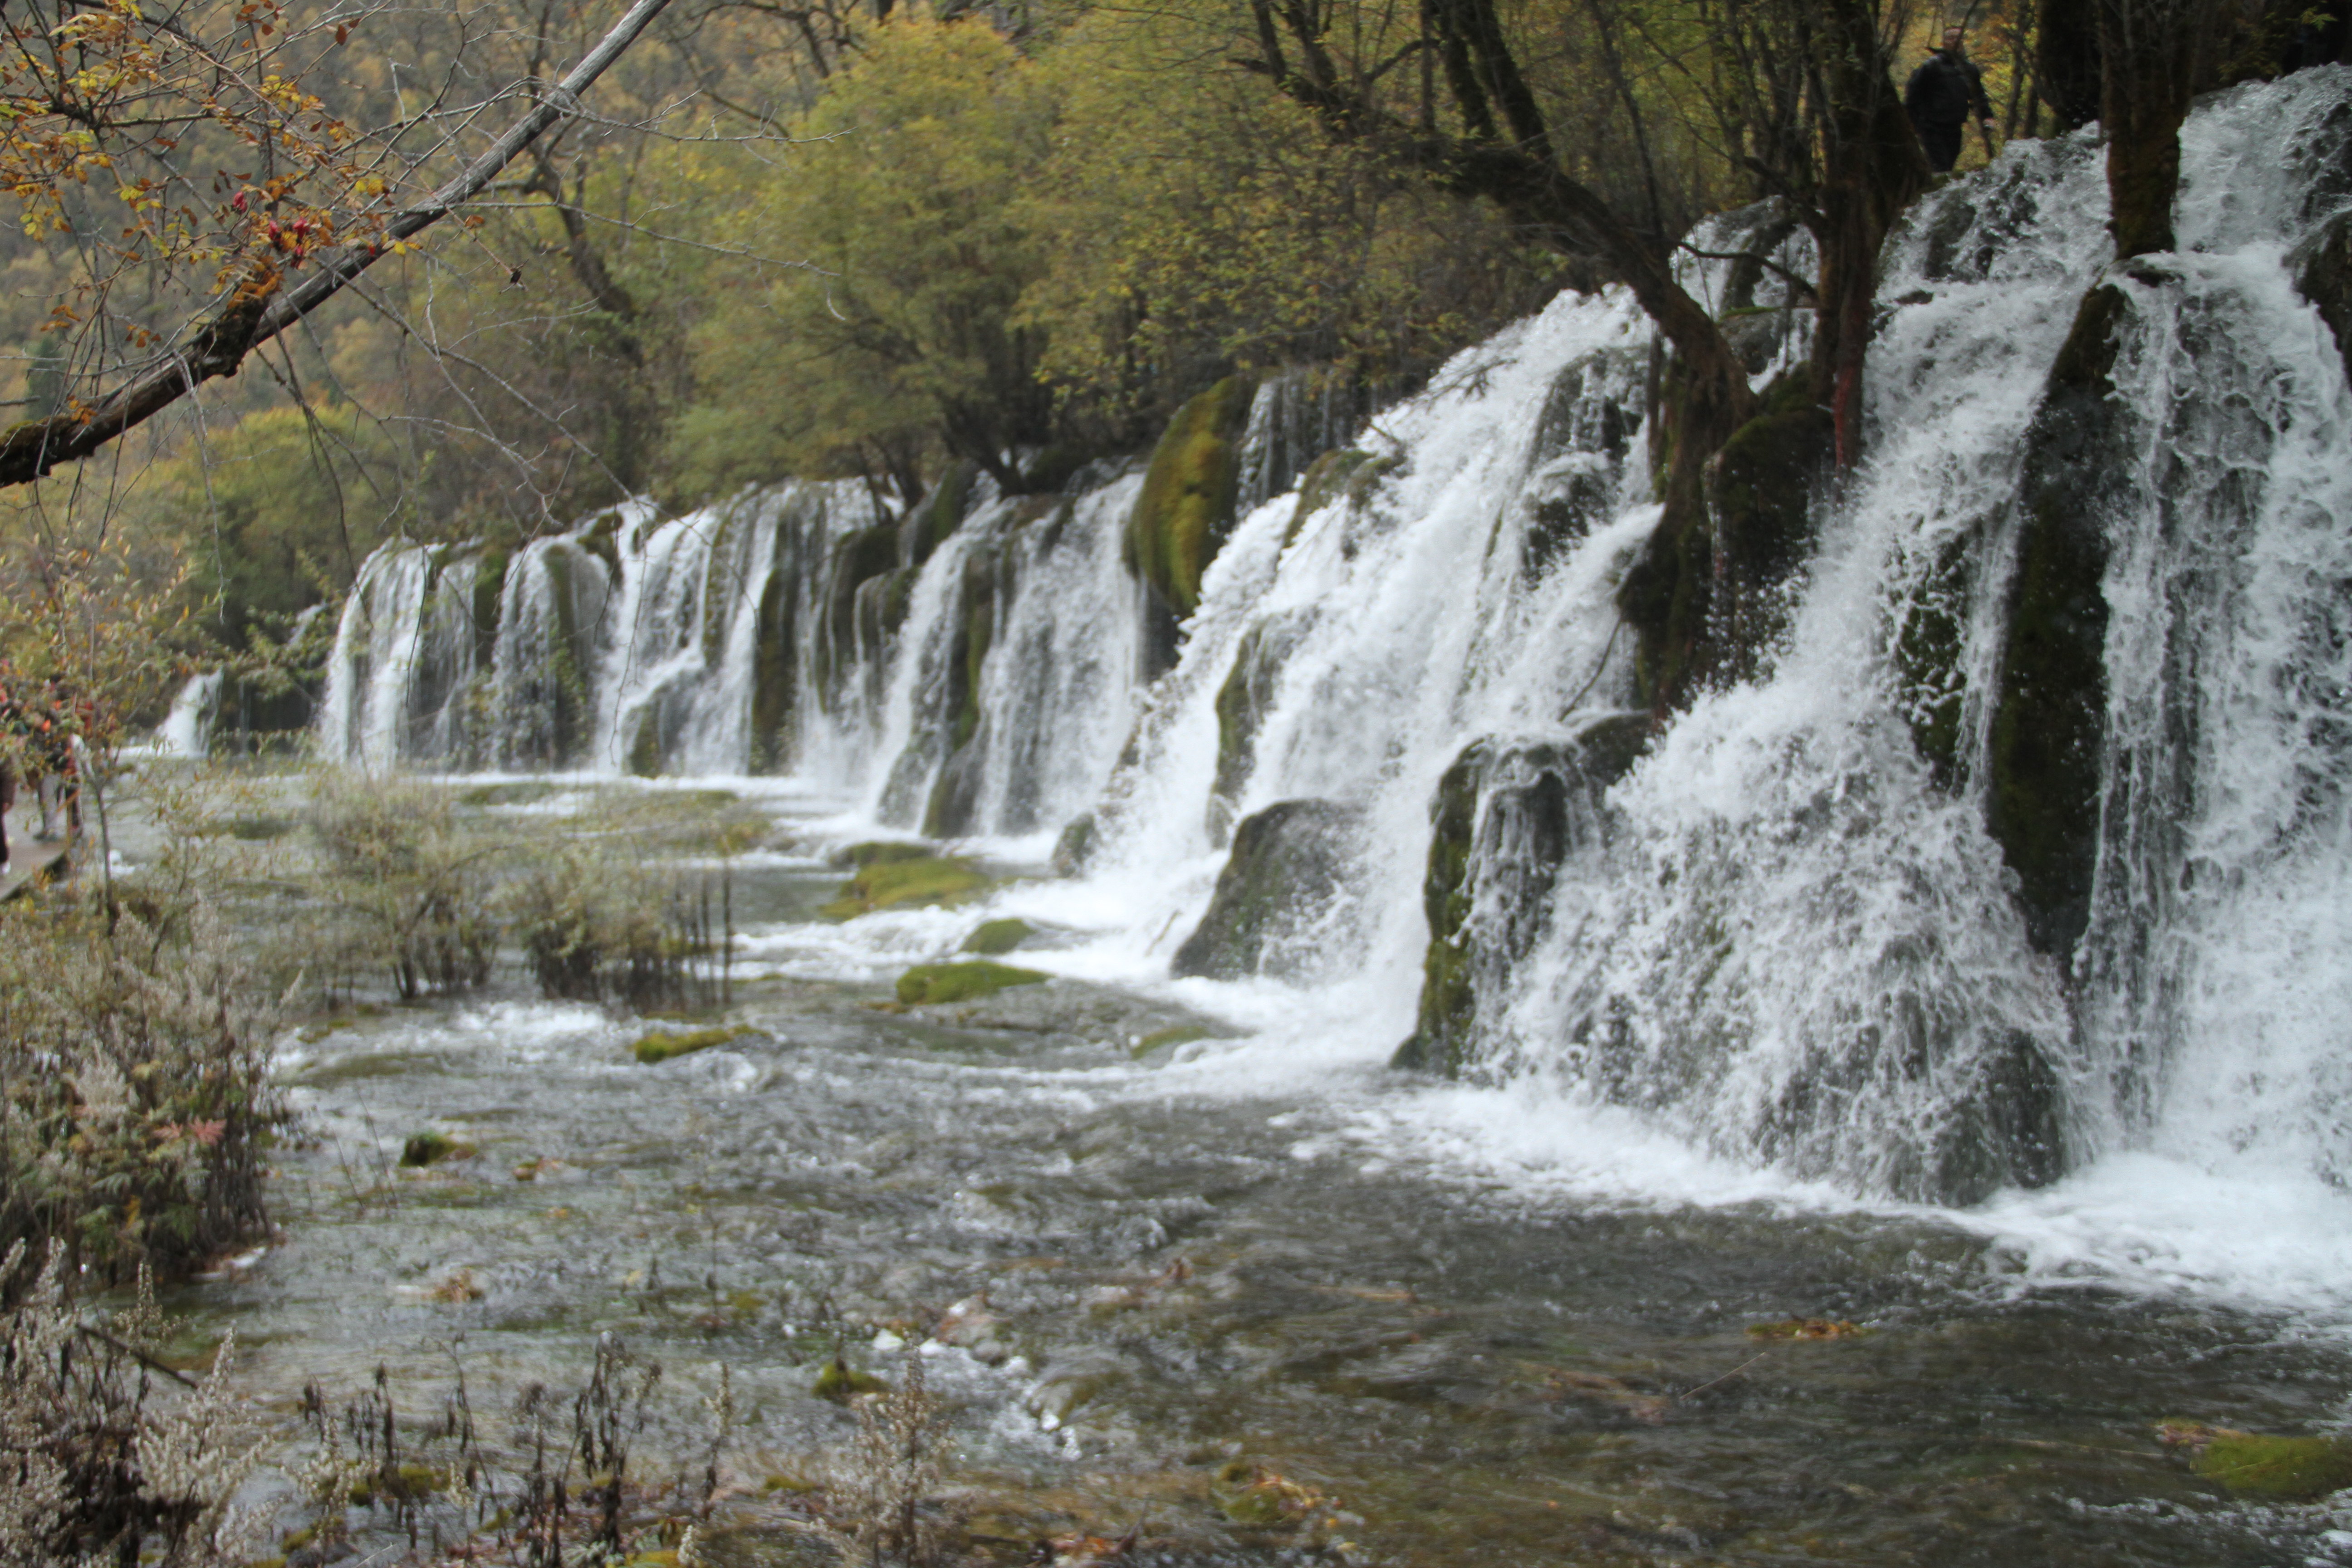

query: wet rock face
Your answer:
[1988,282,2128,959]
[1395,717,1648,1075]
[1705,374,1836,679]
[1171,799,1361,981]
[1210,615,1308,840]
[1926,1029,2069,1203]
[2291,206,2352,382]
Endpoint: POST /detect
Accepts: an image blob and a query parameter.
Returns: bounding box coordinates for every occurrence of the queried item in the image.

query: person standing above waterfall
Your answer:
[1906,27,1996,174]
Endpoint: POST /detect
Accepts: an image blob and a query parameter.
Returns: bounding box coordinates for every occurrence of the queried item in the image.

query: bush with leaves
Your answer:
[306,774,499,1002]
[0,899,288,1286]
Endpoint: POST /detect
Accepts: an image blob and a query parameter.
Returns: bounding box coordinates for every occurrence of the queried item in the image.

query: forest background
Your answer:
[0,0,2109,703]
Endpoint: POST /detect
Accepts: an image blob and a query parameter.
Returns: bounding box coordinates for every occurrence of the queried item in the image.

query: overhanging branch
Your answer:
[0,0,678,490]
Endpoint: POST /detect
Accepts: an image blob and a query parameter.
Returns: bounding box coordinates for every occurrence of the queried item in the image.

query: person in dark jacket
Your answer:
[1906,27,1996,173]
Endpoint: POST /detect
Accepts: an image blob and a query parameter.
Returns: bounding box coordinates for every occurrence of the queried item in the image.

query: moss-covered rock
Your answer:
[1394,718,1648,1074]
[1916,1028,2068,1203]
[2163,1422,2352,1498]
[2290,207,2352,385]
[1705,373,1835,680]
[1210,617,1303,834]
[1521,458,1620,580]
[903,460,978,567]
[1533,355,1638,462]
[1171,799,1359,980]
[632,1024,759,1064]
[1126,377,1256,670]
[1288,446,1396,544]
[961,918,1034,956]
[1988,283,2128,958]
[822,853,988,920]
[398,1132,472,1168]
[1052,813,1098,877]
[812,1356,888,1403]
[896,960,1049,1005]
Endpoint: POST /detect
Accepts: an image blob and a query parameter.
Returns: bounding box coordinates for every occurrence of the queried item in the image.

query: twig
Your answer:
[1676,1350,1770,1403]
[76,1324,200,1389]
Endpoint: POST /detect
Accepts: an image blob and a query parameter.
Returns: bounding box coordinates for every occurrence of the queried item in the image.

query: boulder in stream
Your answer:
[1171,799,1360,981]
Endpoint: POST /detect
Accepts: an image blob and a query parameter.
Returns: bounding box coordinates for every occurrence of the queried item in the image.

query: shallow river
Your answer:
[172,784,2352,1568]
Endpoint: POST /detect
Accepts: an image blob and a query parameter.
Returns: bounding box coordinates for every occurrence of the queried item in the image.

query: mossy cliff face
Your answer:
[750,571,797,773]
[1171,799,1358,981]
[923,544,1006,838]
[1394,717,1648,1075]
[1988,283,2129,960]
[904,460,978,567]
[1704,374,1835,680]
[1619,349,1828,713]
[815,523,902,696]
[1126,377,1256,671]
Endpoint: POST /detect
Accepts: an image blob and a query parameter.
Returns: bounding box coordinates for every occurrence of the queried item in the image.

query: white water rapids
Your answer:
[299,68,2352,1317]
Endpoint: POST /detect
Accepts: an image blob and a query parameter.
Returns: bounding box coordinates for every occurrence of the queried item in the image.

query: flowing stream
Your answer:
[216,63,2352,1564]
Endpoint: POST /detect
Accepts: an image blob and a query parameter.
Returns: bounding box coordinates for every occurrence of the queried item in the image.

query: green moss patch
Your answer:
[822,854,989,920]
[2164,1423,2352,1498]
[1126,376,1256,615]
[896,960,1049,1006]
[398,1132,473,1168]
[813,1357,889,1403]
[961,917,1034,955]
[632,1024,759,1064]
[457,781,564,808]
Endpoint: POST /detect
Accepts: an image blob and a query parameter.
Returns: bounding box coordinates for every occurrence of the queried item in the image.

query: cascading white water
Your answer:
[488,533,612,769]
[318,544,436,768]
[299,67,2352,1230]
[158,671,223,758]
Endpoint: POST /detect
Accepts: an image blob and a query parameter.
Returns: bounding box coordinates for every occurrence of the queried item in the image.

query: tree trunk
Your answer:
[2098,0,2215,257]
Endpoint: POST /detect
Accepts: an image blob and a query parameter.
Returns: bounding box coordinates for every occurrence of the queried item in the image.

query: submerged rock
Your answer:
[961,917,1034,955]
[1171,799,1360,981]
[398,1132,472,1168]
[812,1356,888,1404]
[2161,1421,2352,1498]
[897,960,1049,1006]
[631,1024,759,1064]
[822,850,988,919]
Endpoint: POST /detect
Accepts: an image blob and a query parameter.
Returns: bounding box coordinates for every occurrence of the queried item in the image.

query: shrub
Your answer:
[307,776,497,1001]
[0,900,289,1286]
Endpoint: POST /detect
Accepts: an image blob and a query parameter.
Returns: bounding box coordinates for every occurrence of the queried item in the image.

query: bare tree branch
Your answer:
[0,0,678,490]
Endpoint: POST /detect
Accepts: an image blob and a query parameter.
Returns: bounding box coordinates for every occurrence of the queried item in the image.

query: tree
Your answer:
[674,16,1057,499]
[0,0,681,491]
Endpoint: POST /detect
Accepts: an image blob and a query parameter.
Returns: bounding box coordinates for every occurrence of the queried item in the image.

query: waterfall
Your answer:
[296,67,2352,1220]
[158,671,222,758]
